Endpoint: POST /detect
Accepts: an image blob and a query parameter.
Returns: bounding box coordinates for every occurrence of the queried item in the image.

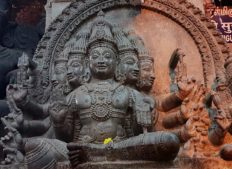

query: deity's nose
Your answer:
[97,61,106,65]
[134,65,139,72]
[67,69,73,76]
[132,65,139,75]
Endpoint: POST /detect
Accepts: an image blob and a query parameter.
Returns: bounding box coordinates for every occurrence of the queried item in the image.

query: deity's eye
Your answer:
[104,52,111,59]
[124,59,135,65]
[91,54,99,59]
[90,50,100,59]
[142,66,151,71]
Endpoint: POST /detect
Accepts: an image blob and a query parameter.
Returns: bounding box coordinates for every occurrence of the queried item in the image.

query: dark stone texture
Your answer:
[78,161,178,169]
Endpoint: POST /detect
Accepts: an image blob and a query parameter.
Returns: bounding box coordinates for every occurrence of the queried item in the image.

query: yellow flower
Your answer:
[103,138,113,144]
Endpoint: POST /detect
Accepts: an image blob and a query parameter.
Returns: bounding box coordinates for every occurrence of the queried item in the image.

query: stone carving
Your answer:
[169,48,187,92]
[0,0,231,169]
[32,0,229,102]
[63,12,189,168]
[0,11,199,169]
[0,0,45,139]
[164,54,226,159]
[207,78,232,161]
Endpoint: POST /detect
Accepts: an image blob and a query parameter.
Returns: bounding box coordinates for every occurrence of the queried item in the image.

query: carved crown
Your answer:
[87,11,118,52]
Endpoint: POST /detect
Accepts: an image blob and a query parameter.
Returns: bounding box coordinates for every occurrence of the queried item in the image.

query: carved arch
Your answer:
[33,0,229,103]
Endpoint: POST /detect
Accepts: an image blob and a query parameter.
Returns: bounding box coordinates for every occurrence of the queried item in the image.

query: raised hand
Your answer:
[0,126,23,150]
[49,101,69,124]
[6,84,28,104]
[214,110,232,131]
[176,77,196,100]
[181,116,200,141]
[0,127,24,165]
[1,108,24,130]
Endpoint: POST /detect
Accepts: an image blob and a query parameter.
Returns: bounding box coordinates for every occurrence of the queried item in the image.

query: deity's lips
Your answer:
[96,65,108,70]
[130,70,139,78]
[149,76,155,82]
[131,70,139,76]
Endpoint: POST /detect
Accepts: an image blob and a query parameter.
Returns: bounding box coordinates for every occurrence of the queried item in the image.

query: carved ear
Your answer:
[114,65,121,81]
[115,66,126,84]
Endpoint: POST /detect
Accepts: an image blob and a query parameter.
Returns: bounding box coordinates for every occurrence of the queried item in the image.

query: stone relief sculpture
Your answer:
[0,11,198,169]
[0,0,232,168]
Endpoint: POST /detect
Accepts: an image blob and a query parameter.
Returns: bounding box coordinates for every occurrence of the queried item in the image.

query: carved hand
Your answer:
[214,110,232,131]
[49,102,69,125]
[1,112,24,130]
[0,127,24,165]
[182,116,200,140]
[1,147,24,165]
[176,77,196,100]
[0,131,23,151]
[7,84,28,104]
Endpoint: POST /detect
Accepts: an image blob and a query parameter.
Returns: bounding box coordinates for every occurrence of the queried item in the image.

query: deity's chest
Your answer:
[79,83,129,121]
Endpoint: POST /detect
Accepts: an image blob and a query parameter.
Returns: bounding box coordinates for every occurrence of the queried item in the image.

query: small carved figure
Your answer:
[66,31,90,90]
[206,77,232,160]
[114,27,139,86]
[125,29,155,91]
[169,48,187,92]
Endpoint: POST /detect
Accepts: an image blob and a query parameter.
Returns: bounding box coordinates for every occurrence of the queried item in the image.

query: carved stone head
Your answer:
[114,26,139,85]
[126,30,155,91]
[87,11,118,80]
[67,31,90,88]
[138,56,155,91]
[52,51,68,88]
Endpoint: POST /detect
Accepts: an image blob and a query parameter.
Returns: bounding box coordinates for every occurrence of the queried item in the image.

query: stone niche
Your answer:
[1,0,232,169]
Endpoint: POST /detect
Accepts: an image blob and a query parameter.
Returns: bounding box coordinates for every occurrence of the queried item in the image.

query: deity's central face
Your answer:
[89,46,116,79]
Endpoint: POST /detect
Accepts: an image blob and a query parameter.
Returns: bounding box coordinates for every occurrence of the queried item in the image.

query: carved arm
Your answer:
[155,93,182,112]
[49,101,74,142]
[156,77,196,112]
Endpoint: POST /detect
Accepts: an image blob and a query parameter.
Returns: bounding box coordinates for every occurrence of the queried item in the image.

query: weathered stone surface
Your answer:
[176,158,232,169]
[78,161,178,169]
[0,1,232,169]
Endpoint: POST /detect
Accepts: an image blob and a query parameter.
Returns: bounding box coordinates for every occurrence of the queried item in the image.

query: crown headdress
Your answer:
[87,11,117,53]
[69,30,90,59]
[55,50,68,64]
[113,26,137,61]
[127,32,153,62]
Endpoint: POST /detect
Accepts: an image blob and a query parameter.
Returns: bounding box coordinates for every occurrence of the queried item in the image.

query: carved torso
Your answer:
[67,81,132,143]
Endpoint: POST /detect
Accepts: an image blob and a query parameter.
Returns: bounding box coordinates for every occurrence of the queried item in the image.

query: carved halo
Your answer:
[32,0,229,103]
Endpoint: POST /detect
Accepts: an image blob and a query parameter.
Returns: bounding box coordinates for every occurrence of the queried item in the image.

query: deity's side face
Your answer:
[52,62,67,88]
[139,60,155,88]
[67,56,85,87]
[120,53,139,83]
[89,46,116,79]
